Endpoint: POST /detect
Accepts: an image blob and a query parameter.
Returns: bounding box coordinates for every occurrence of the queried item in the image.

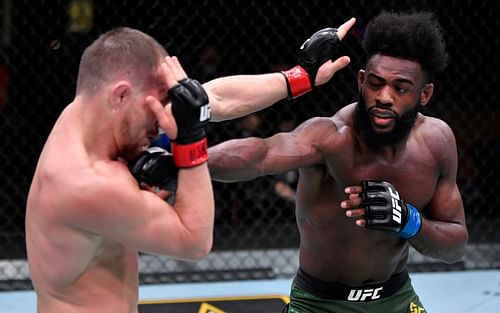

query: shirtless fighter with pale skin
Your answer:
[208,12,468,313]
[26,20,355,313]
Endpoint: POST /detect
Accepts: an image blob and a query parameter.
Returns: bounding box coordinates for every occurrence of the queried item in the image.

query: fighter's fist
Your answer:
[129,146,178,204]
[169,78,210,168]
[298,27,340,87]
[147,56,210,168]
[343,181,422,239]
[281,17,355,99]
[170,78,210,145]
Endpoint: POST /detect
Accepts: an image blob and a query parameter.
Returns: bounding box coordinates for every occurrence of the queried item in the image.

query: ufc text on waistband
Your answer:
[294,268,409,302]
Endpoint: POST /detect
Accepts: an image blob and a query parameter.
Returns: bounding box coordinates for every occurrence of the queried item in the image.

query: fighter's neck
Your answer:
[69,98,120,162]
[354,126,411,162]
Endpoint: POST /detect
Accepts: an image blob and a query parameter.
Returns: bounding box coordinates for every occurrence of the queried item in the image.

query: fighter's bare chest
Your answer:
[326,148,439,208]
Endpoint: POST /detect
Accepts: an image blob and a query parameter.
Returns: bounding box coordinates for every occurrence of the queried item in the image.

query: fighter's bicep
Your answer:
[424,177,465,225]
[119,189,194,255]
[69,175,190,255]
[261,126,326,174]
[288,117,339,163]
[423,120,464,223]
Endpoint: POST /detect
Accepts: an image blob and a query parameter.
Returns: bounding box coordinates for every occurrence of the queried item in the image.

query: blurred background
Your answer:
[0,0,498,291]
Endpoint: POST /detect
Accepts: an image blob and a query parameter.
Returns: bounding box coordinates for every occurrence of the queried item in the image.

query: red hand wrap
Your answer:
[171,137,208,168]
[281,65,312,99]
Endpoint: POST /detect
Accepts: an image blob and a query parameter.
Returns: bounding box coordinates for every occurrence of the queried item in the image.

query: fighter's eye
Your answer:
[395,87,408,94]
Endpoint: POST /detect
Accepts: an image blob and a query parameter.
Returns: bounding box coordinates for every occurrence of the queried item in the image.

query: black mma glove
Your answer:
[169,78,211,167]
[360,181,422,239]
[281,28,340,99]
[129,146,178,204]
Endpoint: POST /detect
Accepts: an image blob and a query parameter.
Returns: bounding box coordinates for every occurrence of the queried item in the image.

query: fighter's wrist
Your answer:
[171,137,208,168]
[281,65,312,100]
[174,128,206,146]
[399,203,422,239]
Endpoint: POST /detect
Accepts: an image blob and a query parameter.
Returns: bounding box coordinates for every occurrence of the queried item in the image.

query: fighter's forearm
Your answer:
[208,138,268,182]
[174,164,215,260]
[204,73,287,122]
[410,218,468,264]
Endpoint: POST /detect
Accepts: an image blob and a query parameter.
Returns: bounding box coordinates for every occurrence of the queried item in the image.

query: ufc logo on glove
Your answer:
[360,181,422,239]
[388,187,402,224]
[199,104,211,122]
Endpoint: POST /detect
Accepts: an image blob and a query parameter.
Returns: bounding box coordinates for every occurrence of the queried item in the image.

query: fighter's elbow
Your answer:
[191,236,213,261]
[181,231,213,261]
[440,230,469,264]
[442,251,465,264]
[447,236,469,264]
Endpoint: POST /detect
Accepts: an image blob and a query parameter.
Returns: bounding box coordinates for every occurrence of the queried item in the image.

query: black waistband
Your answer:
[293,267,409,302]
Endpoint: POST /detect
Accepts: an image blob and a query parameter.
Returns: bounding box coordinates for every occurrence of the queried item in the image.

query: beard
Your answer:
[354,91,420,148]
[120,116,145,161]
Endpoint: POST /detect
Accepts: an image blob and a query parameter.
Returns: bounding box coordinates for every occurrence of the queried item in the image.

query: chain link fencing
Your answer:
[0,0,498,290]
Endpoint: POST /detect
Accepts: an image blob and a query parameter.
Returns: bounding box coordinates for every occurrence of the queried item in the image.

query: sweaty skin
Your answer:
[208,55,468,285]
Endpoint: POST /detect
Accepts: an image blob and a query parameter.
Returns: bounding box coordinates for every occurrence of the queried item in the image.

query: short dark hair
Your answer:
[362,11,449,82]
[76,27,168,95]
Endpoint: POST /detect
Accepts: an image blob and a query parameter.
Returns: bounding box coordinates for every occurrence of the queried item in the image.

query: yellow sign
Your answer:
[68,0,93,33]
[198,302,226,313]
[409,301,426,313]
[139,294,289,313]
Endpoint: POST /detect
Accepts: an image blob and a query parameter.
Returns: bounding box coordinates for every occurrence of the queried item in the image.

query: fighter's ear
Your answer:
[420,83,434,107]
[357,69,366,91]
[109,81,132,111]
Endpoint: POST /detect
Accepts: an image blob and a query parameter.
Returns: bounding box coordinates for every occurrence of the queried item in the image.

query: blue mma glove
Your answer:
[150,130,171,151]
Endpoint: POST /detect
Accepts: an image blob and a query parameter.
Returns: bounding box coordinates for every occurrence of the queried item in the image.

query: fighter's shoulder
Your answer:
[92,159,137,191]
[292,116,341,146]
[416,115,457,160]
[295,115,339,131]
[66,160,136,207]
[418,114,456,144]
[64,160,139,218]
[332,103,356,128]
[295,104,354,133]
